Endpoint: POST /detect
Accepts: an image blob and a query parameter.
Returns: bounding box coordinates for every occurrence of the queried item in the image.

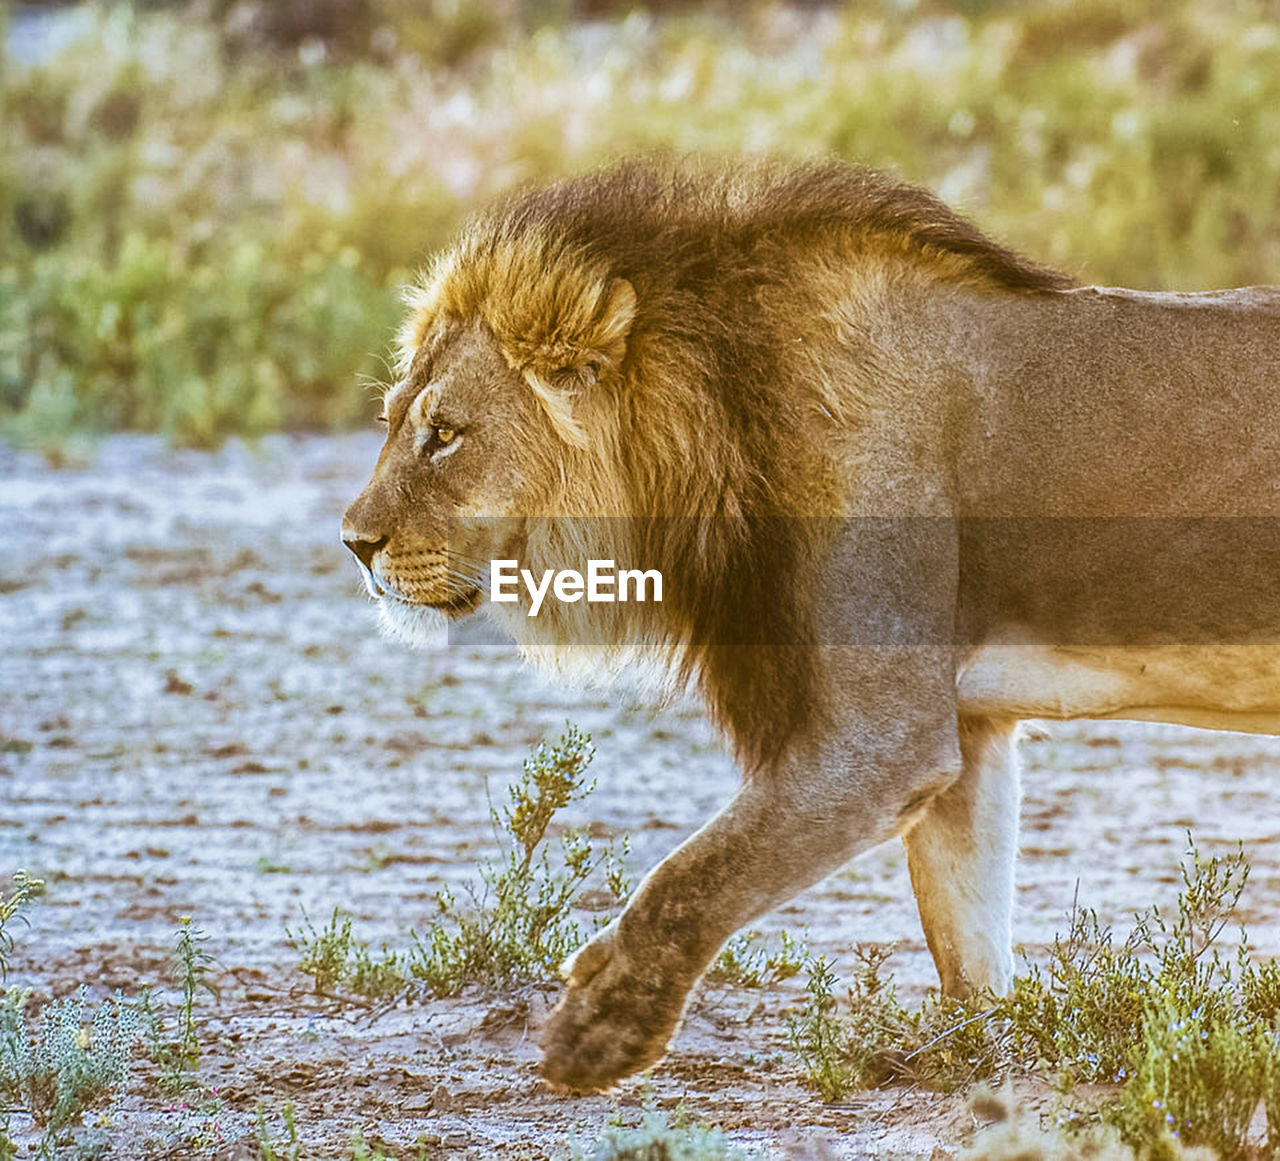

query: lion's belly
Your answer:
[957,641,1280,735]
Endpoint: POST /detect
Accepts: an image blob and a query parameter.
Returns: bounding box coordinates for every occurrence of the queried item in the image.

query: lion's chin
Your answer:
[375,598,452,650]
[374,586,482,649]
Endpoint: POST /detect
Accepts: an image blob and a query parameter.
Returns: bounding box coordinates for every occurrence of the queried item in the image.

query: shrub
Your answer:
[287,906,409,1003]
[0,987,143,1158]
[787,838,1280,1159]
[705,929,805,990]
[5,1,1280,449]
[0,873,43,983]
[0,909,216,1156]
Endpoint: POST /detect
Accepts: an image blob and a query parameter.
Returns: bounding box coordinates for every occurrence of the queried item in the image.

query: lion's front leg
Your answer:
[540,711,961,1092]
[541,780,829,1092]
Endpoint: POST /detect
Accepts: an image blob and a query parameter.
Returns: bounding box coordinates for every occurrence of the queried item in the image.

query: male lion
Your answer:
[341,158,1280,1093]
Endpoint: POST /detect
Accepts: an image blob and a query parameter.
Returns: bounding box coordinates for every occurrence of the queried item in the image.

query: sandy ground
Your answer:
[3,433,1279,1159]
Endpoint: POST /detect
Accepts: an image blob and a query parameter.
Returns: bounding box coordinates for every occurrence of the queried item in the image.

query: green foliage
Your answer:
[705,929,805,990]
[785,954,856,1102]
[786,945,920,1100]
[290,725,630,1002]
[0,986,143,1159]
[146,916,218,1093]
[1113,998,1277,1160]
[0,872,44,983]
[574,1104,754,1161]
[255,1098,302,1161]
[4,1,1280,448]
[0,910,216,1157]
[787,838,1280,1159]
[286,907,409,1002]
[0,232,400,448]
[410,723,630,994]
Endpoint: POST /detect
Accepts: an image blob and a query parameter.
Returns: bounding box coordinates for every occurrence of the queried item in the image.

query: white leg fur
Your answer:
[901,716,1020,996]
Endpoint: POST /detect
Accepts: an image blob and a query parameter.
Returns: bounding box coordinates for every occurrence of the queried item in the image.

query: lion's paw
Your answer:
[558,921,616,987]
[540,928,687,1094]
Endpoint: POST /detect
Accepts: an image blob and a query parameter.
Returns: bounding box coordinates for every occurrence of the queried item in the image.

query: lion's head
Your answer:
[339,223,647,655]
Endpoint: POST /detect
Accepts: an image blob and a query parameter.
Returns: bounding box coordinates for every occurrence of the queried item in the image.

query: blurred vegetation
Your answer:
[3,0,1279,448]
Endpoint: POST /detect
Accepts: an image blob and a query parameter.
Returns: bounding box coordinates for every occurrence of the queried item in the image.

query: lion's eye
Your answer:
[420,423,462,458]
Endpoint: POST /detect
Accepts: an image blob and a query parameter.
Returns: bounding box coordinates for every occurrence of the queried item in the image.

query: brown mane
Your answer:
[399,158,1072,769]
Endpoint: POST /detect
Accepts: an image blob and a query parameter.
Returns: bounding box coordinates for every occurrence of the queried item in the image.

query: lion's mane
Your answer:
[398,158,1072,769]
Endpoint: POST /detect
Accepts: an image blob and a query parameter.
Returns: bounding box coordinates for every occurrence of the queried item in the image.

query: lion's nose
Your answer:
[342,529,388,571]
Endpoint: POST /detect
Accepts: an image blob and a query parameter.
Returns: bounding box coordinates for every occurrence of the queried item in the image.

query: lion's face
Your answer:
[341,323,554,645]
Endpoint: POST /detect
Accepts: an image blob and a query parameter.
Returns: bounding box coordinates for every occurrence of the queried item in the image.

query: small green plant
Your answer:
[286,907,408,1003]
[0,872,44,982]
[128,917,219,1098]
[255,1098,301,1161]
[160,916,216,1089]
[136,917,219,1095]
[574,1103,755,1161]
[786,946,919,1100]
[291,726,631,1003]
[409,723,629,994]
[705,929,806,989]
[0,987,143,1159]
[0,908,216,1155]
[785,954,858,1102]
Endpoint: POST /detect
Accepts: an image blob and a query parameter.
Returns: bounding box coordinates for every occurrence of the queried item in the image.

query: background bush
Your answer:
[3,0,1279,446]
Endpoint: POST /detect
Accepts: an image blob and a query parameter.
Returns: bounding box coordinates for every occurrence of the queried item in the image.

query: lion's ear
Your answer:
[550,360,602,395]
[592,277,637,366]
[552,277,637,390]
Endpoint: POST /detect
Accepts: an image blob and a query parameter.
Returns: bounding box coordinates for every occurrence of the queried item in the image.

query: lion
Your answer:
[341,157,1280,1093]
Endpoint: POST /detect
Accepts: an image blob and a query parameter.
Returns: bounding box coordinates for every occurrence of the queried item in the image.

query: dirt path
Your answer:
[3,434,1278,1158]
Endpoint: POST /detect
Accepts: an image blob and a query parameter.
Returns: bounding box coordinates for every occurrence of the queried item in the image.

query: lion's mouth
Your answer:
[377,584,481,620]
[357,562,481,619]
[425,586,483,619]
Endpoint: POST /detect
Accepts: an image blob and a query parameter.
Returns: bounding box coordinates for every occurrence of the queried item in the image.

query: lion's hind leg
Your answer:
[902,715,1021,997]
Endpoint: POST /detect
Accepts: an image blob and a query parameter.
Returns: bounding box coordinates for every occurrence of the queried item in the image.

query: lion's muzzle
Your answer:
[341,528,388,597]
